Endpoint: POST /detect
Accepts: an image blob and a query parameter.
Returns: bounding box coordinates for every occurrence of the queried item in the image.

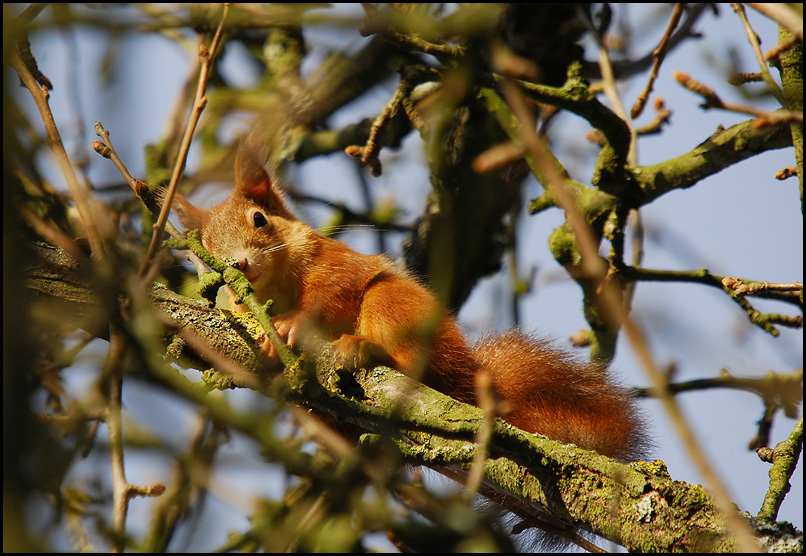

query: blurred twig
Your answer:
[141,3,230,276]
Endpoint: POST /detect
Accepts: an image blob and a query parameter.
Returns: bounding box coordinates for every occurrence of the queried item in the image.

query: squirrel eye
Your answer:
[252,211,268,229]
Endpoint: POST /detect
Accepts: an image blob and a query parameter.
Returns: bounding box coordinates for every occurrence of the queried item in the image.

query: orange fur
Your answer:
[175,141,648,463]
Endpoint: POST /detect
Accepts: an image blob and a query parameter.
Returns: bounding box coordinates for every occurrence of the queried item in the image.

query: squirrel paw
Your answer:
[255,315,299,365]
[332,334,396,369]
[272,316,298,348]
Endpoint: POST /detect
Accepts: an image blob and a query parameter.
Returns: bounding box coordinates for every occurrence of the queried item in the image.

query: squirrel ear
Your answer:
[170,191,207,231]
[234,136,295,219]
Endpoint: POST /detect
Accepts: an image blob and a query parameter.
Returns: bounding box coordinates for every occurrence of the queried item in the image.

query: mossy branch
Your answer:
[23,241,803,552]
[758,417,804,523]
[776,26,803,212]
[163,231,299,371]
[296,349,798,553]
[634,119,793,207]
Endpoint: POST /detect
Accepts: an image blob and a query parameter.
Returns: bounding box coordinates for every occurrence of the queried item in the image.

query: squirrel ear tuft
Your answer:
[167,190,207,231]
[155,187,206,230]
[234,133,295,219]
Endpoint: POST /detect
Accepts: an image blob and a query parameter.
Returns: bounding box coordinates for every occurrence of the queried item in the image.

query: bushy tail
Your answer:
[472,330,649,462]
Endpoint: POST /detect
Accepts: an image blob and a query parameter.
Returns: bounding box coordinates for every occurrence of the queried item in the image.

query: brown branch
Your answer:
[92,123,180,238]
[345,75,417,177]
[674,72,802,124]
[8,46,109,261]
[630,369,803,417]
[745,3,803,43]
[631,3,686,120]
[620,266,803,336]
[141,4,230,276]
[731,3,786,103]
[587,4,713,81]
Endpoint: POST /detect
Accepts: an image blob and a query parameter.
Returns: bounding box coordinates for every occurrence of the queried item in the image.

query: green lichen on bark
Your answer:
[634,120,792,206]
[777,26,803,212]
[301,356,756,551]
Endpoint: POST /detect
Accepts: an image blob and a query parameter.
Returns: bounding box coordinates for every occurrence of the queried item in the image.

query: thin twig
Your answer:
[631,3,685,120]
[92,123,180,238]
[8,48,107,261]
[731,3,786,104]
[464,370,496,500]
[674,72,803,124]
[745,3,803,42]
[105,329,128,553]
[140,3,230,276]
[722,277,803,299]
[576,5,636,165]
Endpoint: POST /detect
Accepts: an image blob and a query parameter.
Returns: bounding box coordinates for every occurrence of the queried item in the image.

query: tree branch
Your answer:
[23,242,803,552]
[634,119,793,206]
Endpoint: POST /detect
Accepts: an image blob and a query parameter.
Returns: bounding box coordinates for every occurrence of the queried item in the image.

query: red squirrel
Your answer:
[173,141,648,463]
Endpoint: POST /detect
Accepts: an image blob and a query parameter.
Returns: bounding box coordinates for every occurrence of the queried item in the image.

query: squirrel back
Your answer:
[173,138,648,464]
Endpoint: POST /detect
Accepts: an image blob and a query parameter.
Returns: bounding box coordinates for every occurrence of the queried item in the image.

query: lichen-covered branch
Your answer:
[634,119,793,206]
[758,417,804,523]
[21,240,804,552]
[298,349,800,553]
[776,26,803,212]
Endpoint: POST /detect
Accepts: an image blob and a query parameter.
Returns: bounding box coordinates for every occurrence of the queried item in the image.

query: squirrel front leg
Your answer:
[338,272,480,404]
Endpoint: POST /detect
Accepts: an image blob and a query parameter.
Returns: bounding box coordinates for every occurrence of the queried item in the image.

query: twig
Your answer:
[630,368,802,407]
[745,3,803,42]
[345,77,414,177]
[140,3,230,276]
[633,97,672,136]
[358,3,465,61]
[776,167,799,181]
[731,3,786,104]
[12,5,53,87]
[8,47,107,261]
[764,36,800,63]
[92,123,180,238]
[674,71,803,126]
[576,5,637,165]
[631,3,685,120]
[632,369,804,452]
[588,4,711,81]
[621,266,803,335]
[143,416,221,552]
[105,328,166,552]
[722,277,803,300]
[621,267,801,307]
[464,370,496,500]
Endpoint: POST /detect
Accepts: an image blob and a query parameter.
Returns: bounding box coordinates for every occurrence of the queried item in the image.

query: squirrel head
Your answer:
[173,135,315,305]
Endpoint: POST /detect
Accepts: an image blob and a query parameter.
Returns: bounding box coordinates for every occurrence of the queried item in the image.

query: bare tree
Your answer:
[4,3,802,553]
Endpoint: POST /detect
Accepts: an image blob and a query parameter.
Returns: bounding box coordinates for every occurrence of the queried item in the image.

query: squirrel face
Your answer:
[174,185,317,312]
[202,195,315,302]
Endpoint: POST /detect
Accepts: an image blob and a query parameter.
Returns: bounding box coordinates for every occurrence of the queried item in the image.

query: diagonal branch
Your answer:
[634,119,792,206]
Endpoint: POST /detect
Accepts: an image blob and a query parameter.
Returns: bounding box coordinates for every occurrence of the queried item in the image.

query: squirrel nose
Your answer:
[236,256,249,270]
